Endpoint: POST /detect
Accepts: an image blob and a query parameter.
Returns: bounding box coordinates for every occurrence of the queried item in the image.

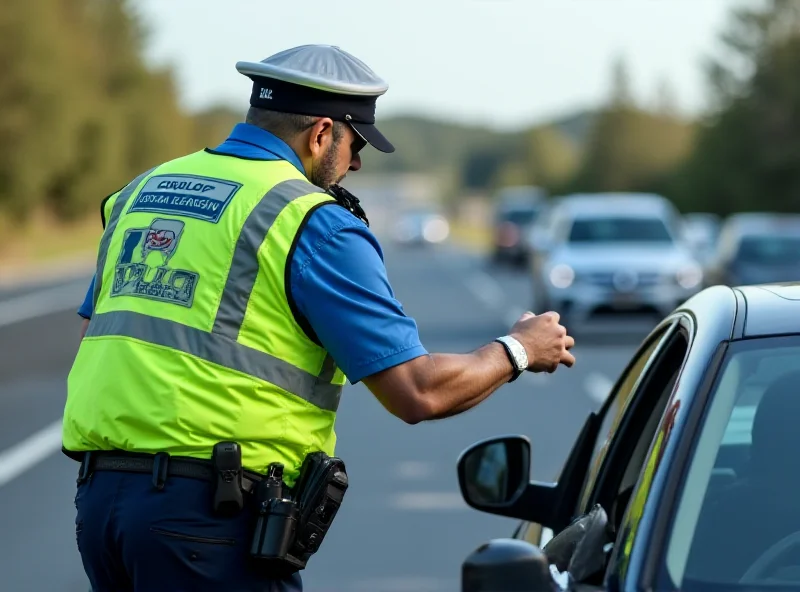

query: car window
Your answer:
[578,325,674,513]
[601,329,689,572]
[519,327,673,549]
[590,329,689,529]
[499,208,540,226]
[568,217,674,244]
[665,336,800,588]
[734,234,800,264]
[556,326,690,585]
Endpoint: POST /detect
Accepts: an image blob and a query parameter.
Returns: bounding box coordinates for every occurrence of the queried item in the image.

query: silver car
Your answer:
[704,212,800,287]
[529,193,703,327]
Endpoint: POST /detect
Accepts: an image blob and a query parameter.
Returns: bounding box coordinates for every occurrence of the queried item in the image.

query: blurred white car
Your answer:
[392,209,450,246]
[529,193,703,327]
[682,212,721,267]
[704,212,800,287]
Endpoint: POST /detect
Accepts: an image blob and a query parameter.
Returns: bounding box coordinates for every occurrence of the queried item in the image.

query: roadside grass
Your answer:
[0,212,100,285]
[448,222,492,254]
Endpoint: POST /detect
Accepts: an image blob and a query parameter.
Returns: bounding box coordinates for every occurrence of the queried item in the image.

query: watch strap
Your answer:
[495,337,523,383]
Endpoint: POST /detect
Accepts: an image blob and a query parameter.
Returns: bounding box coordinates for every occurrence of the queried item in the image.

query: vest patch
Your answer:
[127,174,241,223]
[111,217,199,307]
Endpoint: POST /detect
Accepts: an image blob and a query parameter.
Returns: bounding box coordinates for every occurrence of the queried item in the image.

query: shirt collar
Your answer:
[214,123,306,174]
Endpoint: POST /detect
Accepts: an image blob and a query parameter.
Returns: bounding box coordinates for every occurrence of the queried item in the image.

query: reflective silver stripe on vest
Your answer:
[213,179,322,339]
[319,353,337,383]
[93,168,157,308]
[85,310,342,412]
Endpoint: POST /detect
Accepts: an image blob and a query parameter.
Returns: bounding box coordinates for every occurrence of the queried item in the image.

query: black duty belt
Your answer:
[77,451,265,494]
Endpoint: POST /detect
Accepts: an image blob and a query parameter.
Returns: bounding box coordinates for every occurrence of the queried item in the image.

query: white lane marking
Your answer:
[389,491,468,511]
[464,270,504,309]
[393,460,436,480]
[0,280,89,328]
[0,417,63,488]
[585,372,614,405]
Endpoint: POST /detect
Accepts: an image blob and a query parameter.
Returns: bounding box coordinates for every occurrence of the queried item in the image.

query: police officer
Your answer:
[65,44,576,591]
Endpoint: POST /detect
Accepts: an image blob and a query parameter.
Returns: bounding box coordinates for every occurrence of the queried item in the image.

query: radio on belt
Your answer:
[211,441,244,515]
[250,452,348,574]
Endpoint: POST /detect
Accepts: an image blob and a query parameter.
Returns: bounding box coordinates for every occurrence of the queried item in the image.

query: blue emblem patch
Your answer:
[127,174,241,223]
[111,217,199,307]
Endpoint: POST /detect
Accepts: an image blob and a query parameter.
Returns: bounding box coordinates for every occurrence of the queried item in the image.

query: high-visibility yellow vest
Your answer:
[63,149,347,486]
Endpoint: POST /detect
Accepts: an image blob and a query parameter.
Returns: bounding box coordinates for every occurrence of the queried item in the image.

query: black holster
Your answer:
[249,452,348,575]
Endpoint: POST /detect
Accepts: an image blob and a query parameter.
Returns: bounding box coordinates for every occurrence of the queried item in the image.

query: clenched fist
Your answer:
[509,311,575,373]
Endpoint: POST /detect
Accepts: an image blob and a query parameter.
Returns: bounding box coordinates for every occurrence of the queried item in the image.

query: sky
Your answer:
[132,0,753,130]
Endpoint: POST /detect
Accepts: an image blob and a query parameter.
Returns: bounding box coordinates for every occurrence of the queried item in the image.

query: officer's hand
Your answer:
[509,311,575,373]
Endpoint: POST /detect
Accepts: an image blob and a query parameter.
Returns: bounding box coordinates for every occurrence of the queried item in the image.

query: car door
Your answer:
[582,318,691,537]
[517,317,685,546]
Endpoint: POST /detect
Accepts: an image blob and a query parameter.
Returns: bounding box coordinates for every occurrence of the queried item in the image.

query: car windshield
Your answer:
[568,217,674,243]
[665,336,800,590]
[735,234,800,264]
[499,208,540,226]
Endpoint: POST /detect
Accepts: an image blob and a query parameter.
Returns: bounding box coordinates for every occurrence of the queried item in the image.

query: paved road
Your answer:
[0,240,655,592]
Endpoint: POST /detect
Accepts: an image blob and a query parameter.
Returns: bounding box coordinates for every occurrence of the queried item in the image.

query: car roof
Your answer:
[548,193,677,218]
[495,185,546,204]
[684,212,721,226]
[722,212,800,235]
[737,283,800,337]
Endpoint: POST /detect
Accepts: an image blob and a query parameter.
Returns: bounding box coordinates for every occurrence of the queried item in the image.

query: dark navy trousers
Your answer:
[74,470,303,592]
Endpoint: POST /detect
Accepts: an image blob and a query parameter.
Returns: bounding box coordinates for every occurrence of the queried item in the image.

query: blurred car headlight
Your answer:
[549,264,575,289]
[676,264,703,289]
[423,217,449,243]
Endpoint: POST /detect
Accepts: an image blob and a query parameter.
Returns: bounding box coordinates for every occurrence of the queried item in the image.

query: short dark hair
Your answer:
[246,107,346,145]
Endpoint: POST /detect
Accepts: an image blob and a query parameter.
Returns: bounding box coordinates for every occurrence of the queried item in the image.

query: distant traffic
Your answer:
[391,185,800,331]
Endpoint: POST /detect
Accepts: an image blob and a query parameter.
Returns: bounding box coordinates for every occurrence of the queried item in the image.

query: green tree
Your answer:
[610,55,636,109]
[568,58,695,195]
[0,0,104,220]
[0,0,198,222]
[525,125,580,193]
[677,0,800,214]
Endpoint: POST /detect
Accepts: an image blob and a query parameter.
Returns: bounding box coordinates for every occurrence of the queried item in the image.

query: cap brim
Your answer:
[349,121,395,154]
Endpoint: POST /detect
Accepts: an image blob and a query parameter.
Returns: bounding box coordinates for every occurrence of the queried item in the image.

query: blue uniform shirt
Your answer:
[78,123,427,383]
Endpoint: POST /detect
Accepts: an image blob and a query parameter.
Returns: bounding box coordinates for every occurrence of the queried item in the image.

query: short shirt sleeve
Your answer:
[78,275,95,319]
[290,205,427,384]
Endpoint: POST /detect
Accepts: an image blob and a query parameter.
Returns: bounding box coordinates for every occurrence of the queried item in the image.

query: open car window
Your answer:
[666,336,800,589]
[520,325,674,549]
[593,327,689,537]
[579,324,678,514]
[580,325,688,517]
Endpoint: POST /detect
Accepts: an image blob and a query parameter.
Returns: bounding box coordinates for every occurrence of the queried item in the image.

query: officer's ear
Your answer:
[308,117,336,160]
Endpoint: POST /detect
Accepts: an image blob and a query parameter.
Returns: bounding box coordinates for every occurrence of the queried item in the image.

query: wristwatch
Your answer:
[495,335,528,382]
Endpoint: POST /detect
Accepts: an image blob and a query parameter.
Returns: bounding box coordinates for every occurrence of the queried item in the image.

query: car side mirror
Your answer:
[463,539,560,592]
[457,435,531,509]
[457,413,602,533]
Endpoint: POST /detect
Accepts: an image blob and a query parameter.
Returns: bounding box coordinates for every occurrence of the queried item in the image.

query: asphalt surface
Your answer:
[0,238,656,592]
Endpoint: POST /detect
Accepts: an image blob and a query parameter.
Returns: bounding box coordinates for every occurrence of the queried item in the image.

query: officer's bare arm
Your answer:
[363,312,575,424]
[363,343,515,424]
[80,318,90,339]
